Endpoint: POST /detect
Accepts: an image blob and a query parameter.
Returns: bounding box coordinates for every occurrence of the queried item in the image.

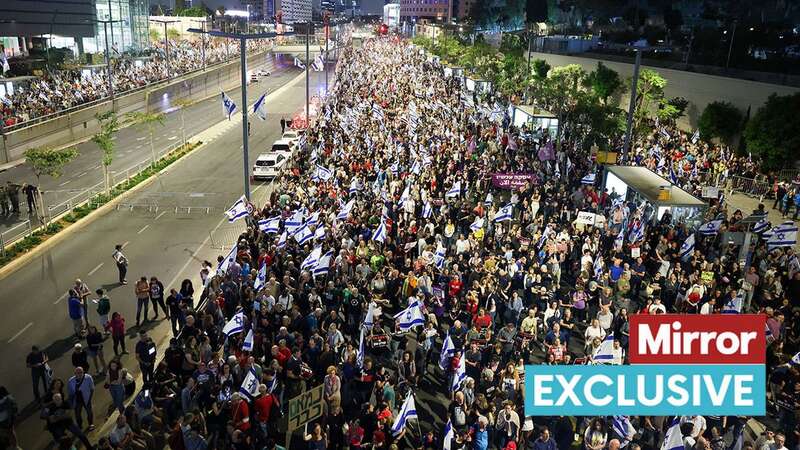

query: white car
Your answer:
[271,138,295,156]
[281,130,300,146]
[252,152,288,180]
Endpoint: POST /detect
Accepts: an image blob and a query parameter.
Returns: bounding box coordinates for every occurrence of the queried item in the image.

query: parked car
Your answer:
[271,138,295,156]
[252,152,289,180]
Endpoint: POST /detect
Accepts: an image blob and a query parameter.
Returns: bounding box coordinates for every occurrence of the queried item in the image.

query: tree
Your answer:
[585,62,622,105]
[697,101,742,144]
[127,112,166,166]
[173,99,193,148]
[531,59,551,79]
[666,97,689,119]
[177,6,208,16]
[744,93,800,170]
[540,64,588,146]
[526,0,548,22]
[24,146,79,224]
[149,28,161,43]
[632,68,668,135]
[167,28,181,41]
[91,112,120,195]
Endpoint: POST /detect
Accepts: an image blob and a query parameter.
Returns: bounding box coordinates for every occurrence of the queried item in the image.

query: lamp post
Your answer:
[725,21,737,70]
[621,48,642,164]
[86,18,123,101]
[187,28,293,200]
[189,18,209,68]
[149,19,180,77]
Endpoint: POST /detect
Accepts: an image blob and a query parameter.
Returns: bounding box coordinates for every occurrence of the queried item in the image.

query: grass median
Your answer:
[0,140,203,268]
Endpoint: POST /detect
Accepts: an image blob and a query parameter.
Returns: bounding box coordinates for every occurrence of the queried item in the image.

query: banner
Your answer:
[701,186,720,199]
[491,173,537,190]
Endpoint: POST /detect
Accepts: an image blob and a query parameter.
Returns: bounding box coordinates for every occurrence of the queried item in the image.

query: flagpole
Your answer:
[240,36,251,201]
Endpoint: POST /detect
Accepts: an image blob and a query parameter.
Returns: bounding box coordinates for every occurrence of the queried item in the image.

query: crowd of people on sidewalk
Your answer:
[1,38,273,127]
[3,36,799,450]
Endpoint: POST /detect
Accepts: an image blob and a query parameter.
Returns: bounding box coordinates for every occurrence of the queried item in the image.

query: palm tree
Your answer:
[126,112,166,166]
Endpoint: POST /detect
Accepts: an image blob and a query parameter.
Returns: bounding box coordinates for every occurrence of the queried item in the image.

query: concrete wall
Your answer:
[529,52,800,131]
[0,51,275,164]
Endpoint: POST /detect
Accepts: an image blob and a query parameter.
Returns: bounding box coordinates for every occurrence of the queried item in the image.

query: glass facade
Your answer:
[84,0,149,54]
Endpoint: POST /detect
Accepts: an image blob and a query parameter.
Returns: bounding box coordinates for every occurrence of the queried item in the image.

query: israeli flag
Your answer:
[657,157,666,172]
[661,418,684,450]
[566,157,573,177]
[722,290,745,313]
[314,225,326,241]
[337,199,356,220]
[311,54,324,72]
[372,220,387,243]
[1,55,9,74]
[470,217,484,232]
[253,92,267,121]
[484,192,493,206]
[421,202,433,219]
[301,246,322,271]
[628,220,645,243]
[276,231,288,249]
[613,416,636,447]
[313,250,334,278]
[410,160,422,175]
[753,218,770,234]
[221,91,237,119]
[615,227,625,250]
[789,351,800,366]
[224,195,250,222]
[493,203,513,222]
[679,233,695,261]
[445,181,461,198]
[439,332,456,370]
[372,103,384,121]
[593,254,604,279]
[581,173,596,185]
[443,420,454,450]
[554,160,561,178]
[294,224,314,246]
[397,183,410,206]
[691,129,700,143]
[451,352,467,392]
[592,333,615,363]
[433,245,446,270]
[253,263,267,291]
[356,327,366,368]
[239,366,260,401]
[222,311,246,336]
[293,56,306,69]
[242,328,254,352]
[306,211,320,229]
[364,301,376,330]
[313,164,333,182]
[390,394,418,437]
[349,178,360,195]
[258,216,281,234]
[217,243,237,275]
[389,161,399,176]
[394,301,425,332]
[698,219,723,236]
[767,221,798,249]
[285,209,305,234]
[669,164,678,184]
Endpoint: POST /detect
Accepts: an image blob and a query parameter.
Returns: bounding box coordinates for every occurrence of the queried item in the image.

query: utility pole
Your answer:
[88,18,121,101]
[187,27,294,200]
[622,49,641,164]
[306,20,310,127]
[150,19,180,77]
[324,14,329,92]
[725,21,737,70]
[191,19,208,69]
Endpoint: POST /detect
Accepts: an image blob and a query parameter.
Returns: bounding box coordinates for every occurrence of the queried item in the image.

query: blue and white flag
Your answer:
[356,327,366,368]
[294,224,314,246]
[258,216,281,234]
[470,217,484,232]
[337,199,356,220]
[372,103,384,121]
[789,351,800,366]
[443,420,454,450]
[397,183,411,206]
[276,231,288,249]
[767,221,798,249]
[221,91,237,119]
[239,366,260,401]
[313,164,333,182]
[581,173,596,185]
[566,157,573,177]
[657,157,666,172]
[313,250,334,278]
[629,220,645,243]
[293,56,306,69]
[593,254,604,279]
[306,211,320,229]
[364,301,376,330]
[613,416,636,447]
[445,181,461,198]
[615,227,625,250]
[285,209,304,233]
[311,54,324,72]
[421,202,433,219]
[669,164,678,184]
[592,333,615,363]
[217,243,237,275]
[493,203,513,222]
[372,220,387,243]
[242,328,254,352]
[722,290,745,314]
[253,92,267,121]
[222,311,246,336]
[451,352,467,392]
[433,245,446,270]
[349,178,360,195]
[753,218,770,234]
[484,192,493,206]
[661,418,684,450]
[680,233,695,261]
[394,301,425,332]
[224,195,250,222]
[390,394,418,437]
[313,225,326,241]
[699,219,723,236]
[439,332,456,370]
[301,246,322,271]
[691,129,700,143]
[253,263,267,291]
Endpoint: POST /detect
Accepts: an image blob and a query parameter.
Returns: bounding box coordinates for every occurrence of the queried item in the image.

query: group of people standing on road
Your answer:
[0,181,36,216]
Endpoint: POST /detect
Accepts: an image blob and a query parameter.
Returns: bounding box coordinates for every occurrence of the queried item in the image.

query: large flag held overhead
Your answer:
[253,263,267,291]
[612,416,636,448]
[679,233,695,261]
[224,195,250,222]
[698,220,723,236]
[766,221,798,249]
[390,394,419,437]
[239,366,260,401]
[313,249,334,278]
[722,290,745,313]
[253,92,267,121]
[493,204,513,222]
[301,246,323,271]
[445,181,461,198]
[661,418,684,450]
[221,91,237,119]
[258,216,281,234]
[581,173,596,185]
[217,243,237,275]
[293,224,314,246]
[222,311,246,336]
[242,328,254,352]
[394,301,425,332]
[372,220,387,243]
[592,333,616,363]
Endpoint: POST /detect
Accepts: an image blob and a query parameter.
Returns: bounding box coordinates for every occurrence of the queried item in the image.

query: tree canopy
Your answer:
[744,93,800,170]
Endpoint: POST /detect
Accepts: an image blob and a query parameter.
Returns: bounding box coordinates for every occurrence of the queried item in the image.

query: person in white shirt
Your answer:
[584,319,606,350]
[680,415,706,439]
[112,244,128,284]
[699,298,716,315]
[611,340,625,365]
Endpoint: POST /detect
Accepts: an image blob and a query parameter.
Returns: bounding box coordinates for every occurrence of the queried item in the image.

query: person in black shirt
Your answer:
[149,277,167,320]
[135,331,157,385]
[165,289,183,336]
[26,345,49,402]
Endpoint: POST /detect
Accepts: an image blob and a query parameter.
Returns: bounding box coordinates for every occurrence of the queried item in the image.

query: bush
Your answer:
[744,93,800,170]
[698,101,742,144]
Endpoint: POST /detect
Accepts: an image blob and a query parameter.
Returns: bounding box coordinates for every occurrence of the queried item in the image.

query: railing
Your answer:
[728,175,773,201]
[0,139,186,256]
[778,169,800,182]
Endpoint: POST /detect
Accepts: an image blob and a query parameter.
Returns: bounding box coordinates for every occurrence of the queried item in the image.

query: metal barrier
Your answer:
[209,221,248,250]
[778,169,800,182]
[728,175,772,200]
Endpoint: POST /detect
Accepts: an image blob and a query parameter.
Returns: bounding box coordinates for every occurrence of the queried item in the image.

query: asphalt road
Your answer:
[1,63,330,450]
[0,52,302,242]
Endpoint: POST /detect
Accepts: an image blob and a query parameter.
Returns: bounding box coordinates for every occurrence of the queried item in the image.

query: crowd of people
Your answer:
[3,36,799,450]
[0,38,274,127]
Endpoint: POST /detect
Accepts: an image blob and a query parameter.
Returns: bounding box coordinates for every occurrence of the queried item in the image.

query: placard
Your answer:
[631,247,640,258]
[491,173,537,189]
[576,211,597,225]
[701,187,720,199]
[287,384,324,432]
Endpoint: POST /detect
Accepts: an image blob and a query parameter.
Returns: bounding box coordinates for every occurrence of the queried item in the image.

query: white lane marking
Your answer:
[59,180,71,186]
[93,164,101,170]
[122,241,130,248]
[136,137,147,141]
[168,135,178,140]
[77,171,87,177]
[8,322,33,343]
[137,224,150,234]
[154,211,167,221]
[135,145,143,149]
[88,262,104,276]
[53,292,68,305]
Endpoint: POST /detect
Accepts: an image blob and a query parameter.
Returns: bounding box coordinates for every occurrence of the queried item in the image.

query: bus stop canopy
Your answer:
[605,165,706,208]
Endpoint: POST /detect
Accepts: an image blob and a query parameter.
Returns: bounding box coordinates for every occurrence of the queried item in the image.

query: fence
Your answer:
[0,139,187,256]
[727,175,773,201]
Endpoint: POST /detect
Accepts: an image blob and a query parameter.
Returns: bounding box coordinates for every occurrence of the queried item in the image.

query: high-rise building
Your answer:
[399,0,451,22]
[276,0,312,23]
[453,0,474,20]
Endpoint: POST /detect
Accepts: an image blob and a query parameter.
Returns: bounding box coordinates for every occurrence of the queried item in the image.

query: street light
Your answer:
[85,17,123,101]
[187,28,294,201]
[149,18,180,78]
[189,18,209,68]
[622,49,642,164]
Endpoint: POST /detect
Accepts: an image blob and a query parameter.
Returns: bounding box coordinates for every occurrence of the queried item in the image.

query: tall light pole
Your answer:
[150,19,180,77]
[725,21,737,70]
[87,18,122,101]
[305,20,311,127]
[622,49,641,164]
[187,28,294,200]
[190,18,208,68]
